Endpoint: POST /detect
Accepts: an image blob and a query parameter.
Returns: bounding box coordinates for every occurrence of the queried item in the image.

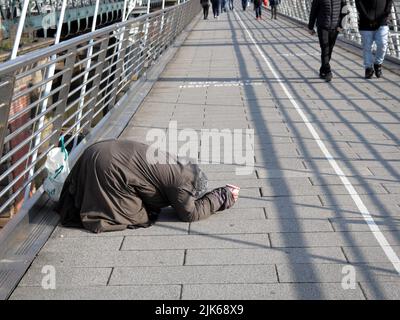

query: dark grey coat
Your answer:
[308,0,347,30]
[56,139,234,233]
[356,0,393,30]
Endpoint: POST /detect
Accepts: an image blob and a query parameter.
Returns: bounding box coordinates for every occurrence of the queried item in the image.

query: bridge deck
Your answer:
[10,6,400,299]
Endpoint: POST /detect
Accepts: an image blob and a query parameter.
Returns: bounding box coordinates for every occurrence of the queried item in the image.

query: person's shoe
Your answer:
[374,64,383,78]
[325,72,333,82]
[365,67,374,79]
[319,72,332,82]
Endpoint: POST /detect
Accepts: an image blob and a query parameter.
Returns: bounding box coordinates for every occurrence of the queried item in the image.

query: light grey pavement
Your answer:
[10,3,400,299]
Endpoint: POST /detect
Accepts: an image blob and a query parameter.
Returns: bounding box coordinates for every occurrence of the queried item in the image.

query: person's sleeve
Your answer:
[308,0,319,30]
[167,187,235,222]
[375,0,393,24]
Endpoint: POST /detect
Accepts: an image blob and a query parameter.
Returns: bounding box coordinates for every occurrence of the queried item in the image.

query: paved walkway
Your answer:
[11,4,400,299]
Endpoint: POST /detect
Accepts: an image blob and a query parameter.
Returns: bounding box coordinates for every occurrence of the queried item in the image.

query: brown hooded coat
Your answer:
[56,139,234,233]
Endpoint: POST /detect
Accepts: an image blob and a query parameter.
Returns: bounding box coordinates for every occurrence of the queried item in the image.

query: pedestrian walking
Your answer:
[355,0,393,79]
[211,0,220,18]
[221,0,227,12]
[308,0,347,82]
[242,0,247,10]
[228,0,234,10]
[201,0,210,19]
[270,0,280,19]
[254,0,262,20]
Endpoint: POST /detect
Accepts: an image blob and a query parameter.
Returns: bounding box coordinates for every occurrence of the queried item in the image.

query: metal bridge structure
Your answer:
[0,0,176,45]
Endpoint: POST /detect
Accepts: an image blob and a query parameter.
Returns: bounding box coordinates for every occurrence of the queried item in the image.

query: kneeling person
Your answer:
[56,139,239,233]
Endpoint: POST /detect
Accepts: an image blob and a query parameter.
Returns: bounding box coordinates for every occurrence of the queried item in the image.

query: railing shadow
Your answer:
[241,11,400,298]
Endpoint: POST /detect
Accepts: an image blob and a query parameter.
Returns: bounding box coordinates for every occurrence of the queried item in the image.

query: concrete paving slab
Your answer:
[181,283,365,300]
[109,265,277,285]
[121,234,270,251]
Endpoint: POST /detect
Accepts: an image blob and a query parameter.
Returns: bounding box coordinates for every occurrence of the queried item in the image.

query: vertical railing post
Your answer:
[49,49,77,146]
[73,0,100,148]
[10,0,30,60]
[86,38,110,129]
[390,5,400,59]
[0,75,15,158]
[107,27,130,109]
[24,0,69,200]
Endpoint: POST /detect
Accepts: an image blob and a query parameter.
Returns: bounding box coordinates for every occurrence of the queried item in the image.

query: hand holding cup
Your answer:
[226,184,240,202]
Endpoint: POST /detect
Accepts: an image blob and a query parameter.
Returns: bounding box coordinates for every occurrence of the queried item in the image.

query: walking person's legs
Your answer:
[328,29,339,61]
[317,28,333,81]
[360,30,375,78]
[373,25,389,78]
[271,5,277,19]
[216,0,221,17]
[255,6,261,19]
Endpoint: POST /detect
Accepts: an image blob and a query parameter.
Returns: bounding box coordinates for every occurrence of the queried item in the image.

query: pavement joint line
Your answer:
[234,10,400,275]
[274,264,280,283]
[118,237,125,251]
[263,208,268,219]
[340,247,350,263]
[328,219,337,232]
[358,282,369,300]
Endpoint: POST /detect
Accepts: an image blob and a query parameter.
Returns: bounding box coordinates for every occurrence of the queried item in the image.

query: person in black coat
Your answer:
[211,0,221,18]
[270,0,281,19]
[242,0,248,11]
[355,0,393,79]
[200,0,210,19]
[308,0,347,82]
[254,0,262,19]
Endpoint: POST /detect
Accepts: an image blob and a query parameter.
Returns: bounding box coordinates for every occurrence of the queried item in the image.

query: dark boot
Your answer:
[374,64,383,78]
[365,67,374,79]
[325,71,332,82]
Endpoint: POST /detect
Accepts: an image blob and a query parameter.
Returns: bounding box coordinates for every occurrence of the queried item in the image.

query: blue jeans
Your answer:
[360,26,389,68]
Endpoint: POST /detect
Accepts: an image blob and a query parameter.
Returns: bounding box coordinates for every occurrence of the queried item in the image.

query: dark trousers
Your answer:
[271,5,277,18]
[202,4,209,19]
[255,4,262,18]
[211,0,220,16]
[229,0,234,10]
[317,28,339,74]
[242,0,247,10]
[221,0,226,12]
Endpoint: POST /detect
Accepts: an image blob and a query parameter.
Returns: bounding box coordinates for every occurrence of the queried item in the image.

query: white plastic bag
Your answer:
[43,137,70,201]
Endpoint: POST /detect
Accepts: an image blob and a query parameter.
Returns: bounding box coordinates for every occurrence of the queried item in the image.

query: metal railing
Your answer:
[0,0,200,219]
[277,0,400,61]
